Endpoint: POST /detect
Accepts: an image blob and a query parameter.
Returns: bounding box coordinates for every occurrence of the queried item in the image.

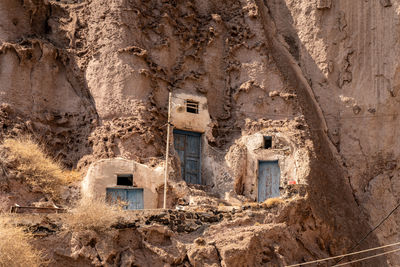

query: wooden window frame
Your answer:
[185,100,199,114]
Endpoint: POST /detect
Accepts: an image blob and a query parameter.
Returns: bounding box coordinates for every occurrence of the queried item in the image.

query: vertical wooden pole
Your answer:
[163,92,172,209]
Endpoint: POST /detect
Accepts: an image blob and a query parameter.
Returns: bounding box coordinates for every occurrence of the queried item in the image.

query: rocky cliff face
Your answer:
[0,0,398,266]
[268,0,400,264]
[0,0,97,168]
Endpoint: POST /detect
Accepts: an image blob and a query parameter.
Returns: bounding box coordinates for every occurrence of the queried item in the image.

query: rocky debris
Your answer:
[21,199,349,267]
[269,90,297,100]
[0,104,30,138]
[29,219,60,236]
[243,2,259,18]
[118,46,148,57]
[316,0,332,10]
[144,210,223,233]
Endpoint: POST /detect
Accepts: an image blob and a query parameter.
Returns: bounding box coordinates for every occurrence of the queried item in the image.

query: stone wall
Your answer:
[81,158,165,209]
[226,118,311,201]
[170,91,211,133]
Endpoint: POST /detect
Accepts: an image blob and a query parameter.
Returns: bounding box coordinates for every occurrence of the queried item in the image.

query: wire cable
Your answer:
[333,201,400,265]
[285,241,400,267]
[286,201,400,267]
[332,247,400,266]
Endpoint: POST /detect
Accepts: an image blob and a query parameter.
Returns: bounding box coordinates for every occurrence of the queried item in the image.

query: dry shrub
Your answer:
[244,202,260,207]
[262,197,284,208]
[0,215,45,267]
[65,198,122,231]
[2,136,81,198]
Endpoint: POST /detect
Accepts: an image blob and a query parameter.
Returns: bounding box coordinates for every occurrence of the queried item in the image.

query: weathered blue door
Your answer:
[126,189,144,210]
[173,130,201,184]
[258,161,280,202]
[106,188,144,210]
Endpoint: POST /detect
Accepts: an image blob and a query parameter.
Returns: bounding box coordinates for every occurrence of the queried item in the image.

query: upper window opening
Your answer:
[185,100,199,114]
[264,136,272,149]
[117,174,133,186]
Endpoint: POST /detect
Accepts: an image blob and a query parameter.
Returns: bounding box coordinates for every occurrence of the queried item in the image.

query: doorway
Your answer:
[173,129,201,184]
[106,188,144,210]
[258,160,281,202]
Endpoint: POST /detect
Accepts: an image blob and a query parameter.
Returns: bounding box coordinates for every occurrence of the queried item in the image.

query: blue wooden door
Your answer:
[106,188,144,210]
[174,132,186,179]
[258,161,280,202]
[127,189,144,210]
[106,188,127,207]
[173,130,201,184]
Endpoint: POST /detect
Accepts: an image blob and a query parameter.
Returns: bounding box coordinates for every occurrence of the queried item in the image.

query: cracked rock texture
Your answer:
[21,201,368,266]
[0,0,399,266]
[267,0,400,264]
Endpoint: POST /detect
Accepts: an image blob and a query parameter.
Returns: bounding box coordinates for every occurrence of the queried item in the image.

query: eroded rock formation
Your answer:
[1,0,398,266]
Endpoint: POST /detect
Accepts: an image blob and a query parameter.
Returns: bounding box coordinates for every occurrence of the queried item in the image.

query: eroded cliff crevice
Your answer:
[255,1,385,265]
[267,1,400,265]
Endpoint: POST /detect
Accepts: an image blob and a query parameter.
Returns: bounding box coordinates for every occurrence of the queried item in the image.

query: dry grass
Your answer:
[0,215,45,267]
[2,136,81,198]
[193,206,211,212]
[244,202,260,207]
[65,198,122,231]
[261,197,284,208]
